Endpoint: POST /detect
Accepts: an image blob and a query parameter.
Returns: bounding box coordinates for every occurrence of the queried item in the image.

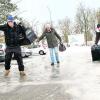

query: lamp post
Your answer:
[47,6,53,26]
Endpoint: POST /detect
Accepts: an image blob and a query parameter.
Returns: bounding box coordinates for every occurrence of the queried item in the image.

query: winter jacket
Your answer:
[95,28,100,44]
[38,28,61,48]
[0,22,26,47]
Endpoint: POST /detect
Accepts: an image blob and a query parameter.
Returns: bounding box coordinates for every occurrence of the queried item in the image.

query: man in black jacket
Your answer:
[37,24,62,66]
[0,15,26,76]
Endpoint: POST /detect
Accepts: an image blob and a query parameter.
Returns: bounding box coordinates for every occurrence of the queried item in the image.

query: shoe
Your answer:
[51,63,54,66]
[4,70,10,76]
[57,61,60,64]
[20,71,26,76]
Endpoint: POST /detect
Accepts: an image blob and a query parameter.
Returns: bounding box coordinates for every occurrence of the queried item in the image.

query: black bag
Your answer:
[19,28,37,46]
[91,45,100,61]
[59,43,66,52]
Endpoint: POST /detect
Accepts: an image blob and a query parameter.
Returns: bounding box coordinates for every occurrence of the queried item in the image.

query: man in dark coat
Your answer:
[95,24,100,45]
[0,15,26,76]
[37,24,62,66]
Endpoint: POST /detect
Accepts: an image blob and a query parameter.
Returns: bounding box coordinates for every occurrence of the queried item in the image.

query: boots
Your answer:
[57,61,60,64]
[4,70,10,76]
[20,71,26,76]
[4,70,26,76]
[51,63,54,66]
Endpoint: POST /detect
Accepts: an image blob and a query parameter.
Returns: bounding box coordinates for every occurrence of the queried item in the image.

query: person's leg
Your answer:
[5,51,13,76]
[49,48,55,65]
[95,33,100,44]
[14,48,25,76]
[54,47,60,63]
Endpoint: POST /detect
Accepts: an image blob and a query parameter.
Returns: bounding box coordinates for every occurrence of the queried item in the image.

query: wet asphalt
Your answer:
[0,46,100,100]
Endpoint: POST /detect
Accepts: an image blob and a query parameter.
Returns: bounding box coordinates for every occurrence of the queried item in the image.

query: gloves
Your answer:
[60,41,63,44]
[94,43,98,46]
[36,38,39,42]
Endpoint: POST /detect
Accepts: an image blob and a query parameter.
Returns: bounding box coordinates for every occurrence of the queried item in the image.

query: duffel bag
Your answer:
[19,28,37,46]
[59,43,66,52]
[91,44,100,61]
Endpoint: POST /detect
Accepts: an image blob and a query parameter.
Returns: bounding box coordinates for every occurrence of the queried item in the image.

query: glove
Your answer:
[36,38,39,42]
[60,41,63,44]
[94,43,98,46]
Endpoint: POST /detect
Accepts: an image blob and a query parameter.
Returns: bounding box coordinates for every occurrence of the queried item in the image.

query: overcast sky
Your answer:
[12,0,100,24]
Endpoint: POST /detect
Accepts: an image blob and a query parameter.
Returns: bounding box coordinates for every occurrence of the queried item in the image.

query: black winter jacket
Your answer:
[0,23,26,47]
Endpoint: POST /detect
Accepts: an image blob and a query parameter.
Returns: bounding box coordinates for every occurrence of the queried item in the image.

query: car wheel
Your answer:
[25,55,29,57]
[39,50,44,55]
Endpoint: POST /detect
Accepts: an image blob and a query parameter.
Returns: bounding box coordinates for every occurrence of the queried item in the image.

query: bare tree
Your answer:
[58,17,71,44]
[96,8,100,24]
[75,3,96,45]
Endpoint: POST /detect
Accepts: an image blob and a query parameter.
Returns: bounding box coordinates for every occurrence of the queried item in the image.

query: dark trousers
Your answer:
[95,32,100,44]
[5,47,24,71]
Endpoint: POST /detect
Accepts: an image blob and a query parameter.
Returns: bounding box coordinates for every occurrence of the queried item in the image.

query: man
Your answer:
[37,24,62,66]
[0,15,26,76]
[95,24,100,45]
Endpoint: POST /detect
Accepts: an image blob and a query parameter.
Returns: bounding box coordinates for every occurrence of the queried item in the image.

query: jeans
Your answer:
[49,47,59,63]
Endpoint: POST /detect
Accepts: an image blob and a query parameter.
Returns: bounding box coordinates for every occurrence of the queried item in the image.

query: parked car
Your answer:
[0,43,32,62]
[0,43,6,61]
[32,44,47,55]
[21,46,32,57]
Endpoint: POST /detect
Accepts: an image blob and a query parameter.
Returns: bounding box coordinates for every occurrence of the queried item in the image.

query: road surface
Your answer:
[0,46,100,100]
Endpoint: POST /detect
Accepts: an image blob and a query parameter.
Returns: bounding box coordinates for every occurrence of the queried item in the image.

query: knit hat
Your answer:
[7,15,14,22]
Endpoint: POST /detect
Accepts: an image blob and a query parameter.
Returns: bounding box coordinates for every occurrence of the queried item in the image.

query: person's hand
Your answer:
[60,41,63,44]
[94,43,98,46]
[93,43,98,47]
[36,39,39,44]
[36,39,38,42]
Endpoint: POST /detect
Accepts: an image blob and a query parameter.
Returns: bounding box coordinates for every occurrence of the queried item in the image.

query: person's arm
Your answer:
[0,24,6,31]
[18,24,26,38]
[54,29,62,42]
[95,32,100,45]
[37,32,46,42]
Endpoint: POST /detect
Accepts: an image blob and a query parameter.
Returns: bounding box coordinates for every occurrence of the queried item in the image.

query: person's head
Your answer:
[7,15,14,28]
[45,23,52,32]
[97,24,100,29]
[96,24,100,32]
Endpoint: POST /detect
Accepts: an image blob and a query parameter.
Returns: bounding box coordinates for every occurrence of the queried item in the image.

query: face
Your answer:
[46,26,51,31]
[98,27,100,30]
[7,21,14,28]
[45,24,51,31]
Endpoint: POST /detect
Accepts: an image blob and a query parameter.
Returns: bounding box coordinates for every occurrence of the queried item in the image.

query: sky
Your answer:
[12,0,100,24]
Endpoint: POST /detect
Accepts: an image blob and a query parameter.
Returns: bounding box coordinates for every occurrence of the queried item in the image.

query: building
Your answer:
[68,34,85,46]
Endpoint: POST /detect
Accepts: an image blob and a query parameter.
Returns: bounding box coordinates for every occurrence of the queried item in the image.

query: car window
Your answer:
[33,45,38,48]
